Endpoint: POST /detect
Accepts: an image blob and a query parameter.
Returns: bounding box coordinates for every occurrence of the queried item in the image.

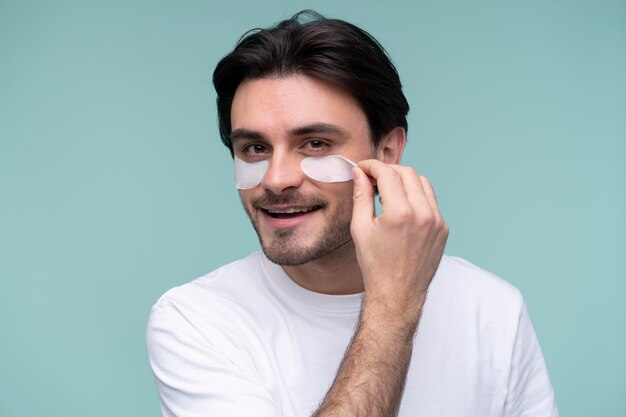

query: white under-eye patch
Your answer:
[234,155,357,190]
[300,155,357,182]
[234,157,269,190]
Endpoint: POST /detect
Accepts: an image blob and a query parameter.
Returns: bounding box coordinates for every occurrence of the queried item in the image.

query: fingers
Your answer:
[393,166,435,219]
[357,160,410,219]
[357,160,443,221]
[350,166,375,232]
[418,175,440,215]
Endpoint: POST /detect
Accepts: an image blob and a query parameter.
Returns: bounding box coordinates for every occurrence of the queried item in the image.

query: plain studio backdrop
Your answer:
[0,1,624,416]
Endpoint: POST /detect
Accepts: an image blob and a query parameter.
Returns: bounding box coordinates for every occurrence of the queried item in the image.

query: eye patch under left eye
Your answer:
[234,155,357,190]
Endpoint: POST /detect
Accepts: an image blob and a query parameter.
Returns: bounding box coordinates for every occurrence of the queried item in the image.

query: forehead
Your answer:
[230,75,369,137]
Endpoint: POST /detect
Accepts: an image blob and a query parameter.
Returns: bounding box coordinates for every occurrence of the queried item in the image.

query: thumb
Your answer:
[351,166,374,233]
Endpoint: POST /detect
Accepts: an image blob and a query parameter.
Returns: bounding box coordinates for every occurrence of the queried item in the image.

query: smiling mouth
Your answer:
[264,206,323,219]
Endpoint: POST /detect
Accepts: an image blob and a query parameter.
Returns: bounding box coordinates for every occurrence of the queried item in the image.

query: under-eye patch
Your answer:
[234,157,269,190]
[234,155,357,190]
[300,155,357,182]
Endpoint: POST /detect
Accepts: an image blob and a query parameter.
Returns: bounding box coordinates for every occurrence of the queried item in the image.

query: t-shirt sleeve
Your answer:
[503,302,559,417]
[146,302,281,417]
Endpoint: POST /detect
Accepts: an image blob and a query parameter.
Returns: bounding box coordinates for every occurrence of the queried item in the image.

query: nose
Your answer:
[260,153,305,194]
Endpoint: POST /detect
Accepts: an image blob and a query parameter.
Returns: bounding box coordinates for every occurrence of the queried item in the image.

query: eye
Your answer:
[304,139,329,152]
[241,143,270,157]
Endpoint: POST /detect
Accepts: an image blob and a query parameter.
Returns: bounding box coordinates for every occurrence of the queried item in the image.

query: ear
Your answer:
[375,127,406,164]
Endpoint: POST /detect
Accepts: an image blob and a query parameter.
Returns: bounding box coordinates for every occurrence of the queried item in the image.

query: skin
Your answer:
[231,75,449,416]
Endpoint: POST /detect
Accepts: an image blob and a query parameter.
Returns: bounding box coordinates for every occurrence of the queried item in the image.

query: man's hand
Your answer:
[351,160,449,324]
[313,161,448,417]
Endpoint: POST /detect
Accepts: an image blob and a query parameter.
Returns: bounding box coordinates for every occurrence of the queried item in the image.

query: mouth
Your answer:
[263,205,323,219]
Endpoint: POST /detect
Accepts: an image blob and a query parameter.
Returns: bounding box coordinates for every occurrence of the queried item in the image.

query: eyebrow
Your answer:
[230,129,266,143]
[230,123,351,143]
[289,123,351,139]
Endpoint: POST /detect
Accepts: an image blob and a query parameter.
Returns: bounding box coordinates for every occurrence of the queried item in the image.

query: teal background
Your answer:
[1,0,624,416]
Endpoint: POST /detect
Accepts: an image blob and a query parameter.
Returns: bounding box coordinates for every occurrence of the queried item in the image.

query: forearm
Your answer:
[312,297,422,417]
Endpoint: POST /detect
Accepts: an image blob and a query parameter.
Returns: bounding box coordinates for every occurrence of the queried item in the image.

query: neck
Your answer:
[282,240,364,295]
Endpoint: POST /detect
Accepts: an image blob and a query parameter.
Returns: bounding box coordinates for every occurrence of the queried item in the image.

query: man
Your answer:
[147,11,558,417]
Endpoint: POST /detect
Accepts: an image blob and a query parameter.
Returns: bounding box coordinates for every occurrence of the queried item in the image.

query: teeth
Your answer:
[268,207,314,214]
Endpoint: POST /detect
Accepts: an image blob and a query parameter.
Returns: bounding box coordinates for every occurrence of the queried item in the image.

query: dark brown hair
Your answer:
[213,10,409,155]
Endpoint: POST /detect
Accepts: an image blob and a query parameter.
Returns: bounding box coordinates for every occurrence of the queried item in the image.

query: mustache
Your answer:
[251,190,327,209]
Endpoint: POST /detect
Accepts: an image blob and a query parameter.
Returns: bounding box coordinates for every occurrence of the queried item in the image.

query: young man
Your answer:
[147,11,558,417]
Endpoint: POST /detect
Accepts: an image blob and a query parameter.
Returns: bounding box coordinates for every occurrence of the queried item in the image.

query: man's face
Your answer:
[230,75,375,266]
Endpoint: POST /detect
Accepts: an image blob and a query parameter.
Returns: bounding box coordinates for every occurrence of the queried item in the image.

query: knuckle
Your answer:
[380,164,397,177]
[417,211,435,227]
[420,176,433,188]
[402,166,419,177]
[390,205,413,224]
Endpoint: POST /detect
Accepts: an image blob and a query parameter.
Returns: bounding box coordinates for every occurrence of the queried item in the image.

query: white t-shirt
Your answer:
[146,252,558,417]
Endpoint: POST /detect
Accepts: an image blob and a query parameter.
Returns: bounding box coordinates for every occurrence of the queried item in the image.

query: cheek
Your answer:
[321,182,355,206]
[238,190,256,210]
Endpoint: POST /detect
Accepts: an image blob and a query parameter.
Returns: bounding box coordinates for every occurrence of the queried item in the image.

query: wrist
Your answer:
[360,295,424,336]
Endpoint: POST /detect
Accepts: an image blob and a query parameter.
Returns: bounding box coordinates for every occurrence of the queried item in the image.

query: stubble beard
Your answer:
[242,192,353,266]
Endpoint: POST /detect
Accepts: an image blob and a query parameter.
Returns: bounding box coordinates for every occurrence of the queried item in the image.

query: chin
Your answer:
[258,229,323,266]
[262,244,326,266]
[260,225,353,266]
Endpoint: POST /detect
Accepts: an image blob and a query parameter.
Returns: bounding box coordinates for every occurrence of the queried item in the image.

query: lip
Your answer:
[259,206,321,229]
[263,204,317,213]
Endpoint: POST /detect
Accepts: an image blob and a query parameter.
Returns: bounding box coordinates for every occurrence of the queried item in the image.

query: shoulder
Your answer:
[421,257,559,415]
[426,255,525,324]
[145,253,282,416]
[147,252,273,340]
[435,255,522,302]
[146,252,274,360]
[420,255,528,367]
[152,251,267,310]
